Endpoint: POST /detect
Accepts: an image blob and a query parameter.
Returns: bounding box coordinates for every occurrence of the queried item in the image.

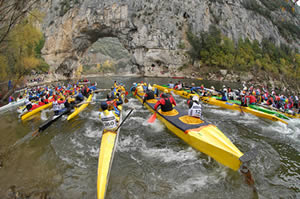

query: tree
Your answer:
[0,0,40,46]
[0,10,45,81]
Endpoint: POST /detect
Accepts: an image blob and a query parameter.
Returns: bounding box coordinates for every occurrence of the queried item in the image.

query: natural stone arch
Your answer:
[42,3,134,77]
[42,0,189,78]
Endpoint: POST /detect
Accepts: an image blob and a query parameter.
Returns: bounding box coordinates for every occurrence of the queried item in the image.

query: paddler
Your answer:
[187,95,202,118]
[8,96,14,103]
[134,83,144,95]
[154,90,176,112]
[143,85,155,104]
[99,101,120,132]
[52,96,64,115]
[24,98,33,111]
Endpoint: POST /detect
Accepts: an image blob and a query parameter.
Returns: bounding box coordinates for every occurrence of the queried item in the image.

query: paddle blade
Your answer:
[124,98,129,103]
[32,129,39,137]
[148,113,156,123]
[125,91,128,95]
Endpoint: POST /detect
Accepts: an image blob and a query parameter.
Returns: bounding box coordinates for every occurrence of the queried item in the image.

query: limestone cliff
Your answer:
[40,0,300,77]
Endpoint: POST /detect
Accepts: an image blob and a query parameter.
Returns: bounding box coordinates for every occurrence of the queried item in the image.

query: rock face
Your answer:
[41,0,300,77]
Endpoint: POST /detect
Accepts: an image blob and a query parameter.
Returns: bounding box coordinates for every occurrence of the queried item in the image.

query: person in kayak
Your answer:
[154,91,176,112]
[24,98,33,111]
[52,96,64,115]
[143,86,155,104]
[245,92,256,105]
[8,96,14,103]
[99,101,120,132]
[187,95,202,118]
[75,92,84,104]
[130,83,137,93]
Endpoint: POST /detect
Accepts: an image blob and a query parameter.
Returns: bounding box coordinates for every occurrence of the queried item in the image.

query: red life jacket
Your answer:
[249,95,256,104]
[160,97,173,112]
[267,97,274,105]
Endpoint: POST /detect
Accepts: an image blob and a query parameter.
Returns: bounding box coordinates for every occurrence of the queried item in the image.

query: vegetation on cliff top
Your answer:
[186,25,300,80]
[0,10,48,82]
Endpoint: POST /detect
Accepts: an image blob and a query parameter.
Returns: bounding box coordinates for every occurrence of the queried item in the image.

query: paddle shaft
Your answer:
[115,109,134,132]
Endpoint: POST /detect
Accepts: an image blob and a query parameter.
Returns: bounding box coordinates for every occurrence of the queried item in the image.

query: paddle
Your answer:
[148,112,157,123]
[32,108,71,137]
[114,108,134,132]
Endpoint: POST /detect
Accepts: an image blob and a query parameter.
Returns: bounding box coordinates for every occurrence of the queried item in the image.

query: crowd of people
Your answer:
[167,81,300,115]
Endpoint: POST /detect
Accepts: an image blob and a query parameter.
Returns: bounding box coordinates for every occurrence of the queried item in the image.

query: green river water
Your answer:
[0,76,299,199]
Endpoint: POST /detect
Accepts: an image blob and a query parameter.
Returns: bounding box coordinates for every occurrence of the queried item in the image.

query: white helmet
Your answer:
[192,96,199,102]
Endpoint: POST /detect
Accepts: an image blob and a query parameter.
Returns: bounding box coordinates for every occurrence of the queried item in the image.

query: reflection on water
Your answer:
[0,76,299,198]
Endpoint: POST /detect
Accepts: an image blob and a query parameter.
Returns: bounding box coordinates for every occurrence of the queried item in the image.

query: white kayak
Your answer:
[0,98,26,113]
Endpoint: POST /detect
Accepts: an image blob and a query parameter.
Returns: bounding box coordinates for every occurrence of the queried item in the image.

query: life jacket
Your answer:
[38,101,45,106]
[25,99,31,106]
[267,97,274,105]
[100,110,118,130]
[30,104,39,111]
[249,95,256,104]
[161,97,173,112]
[53,101,61,111]
[168,83,174,89]
[188,102,202,118]
[177,84,182,90]
[145,90,154,100]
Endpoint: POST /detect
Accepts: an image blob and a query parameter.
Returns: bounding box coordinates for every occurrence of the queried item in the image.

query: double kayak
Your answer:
[67,93,93,121]
[153,84,288,125]
[21,102,53,120]
[97,91,127,199]
[210,96,290,120]
[259,104,300,119]
[133,90,256,171]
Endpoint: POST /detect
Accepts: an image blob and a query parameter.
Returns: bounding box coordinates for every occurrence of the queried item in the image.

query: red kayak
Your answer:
[172,77,184,79]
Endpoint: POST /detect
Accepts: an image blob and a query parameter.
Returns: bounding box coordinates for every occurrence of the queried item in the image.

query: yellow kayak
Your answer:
[153,84,288,124]
[67,93,93,121]
[133,91,252,171]
[21,102,53,121]
[97,93,126,199]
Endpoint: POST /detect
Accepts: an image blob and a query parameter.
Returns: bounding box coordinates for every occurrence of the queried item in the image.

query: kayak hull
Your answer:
[97,92,124,199]
[0,99,26,113]
[21,102,53,120]
[67,94,93,121]
[134,91,243,171]
[97,130,118,199]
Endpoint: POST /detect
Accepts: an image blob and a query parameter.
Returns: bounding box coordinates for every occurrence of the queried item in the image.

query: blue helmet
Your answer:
[100,102,108,110]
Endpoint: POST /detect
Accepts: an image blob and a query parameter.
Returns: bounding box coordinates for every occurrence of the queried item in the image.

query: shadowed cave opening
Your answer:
[79,37,137,76]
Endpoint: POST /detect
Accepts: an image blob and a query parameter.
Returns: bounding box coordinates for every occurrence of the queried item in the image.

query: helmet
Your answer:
[192,96,199,102]
[164,89,169,93]
[148,85,152,90]
[211,86,215,90]
[223,85,226,88]
[252,91,256,95]
[161,93,167,98]
[100,102,108,110]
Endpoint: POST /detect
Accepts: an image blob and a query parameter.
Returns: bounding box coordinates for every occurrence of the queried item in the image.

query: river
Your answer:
[0,76,299,199]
